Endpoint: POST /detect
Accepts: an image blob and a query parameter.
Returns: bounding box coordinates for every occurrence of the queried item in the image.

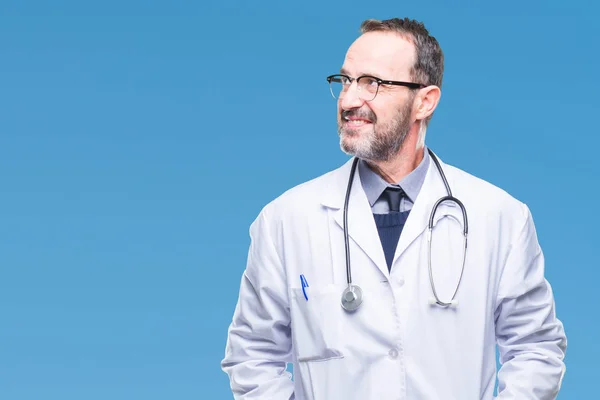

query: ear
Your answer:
[414,85,441,121]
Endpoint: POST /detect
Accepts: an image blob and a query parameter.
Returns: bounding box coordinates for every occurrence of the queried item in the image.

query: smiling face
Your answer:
[337,31,420,162]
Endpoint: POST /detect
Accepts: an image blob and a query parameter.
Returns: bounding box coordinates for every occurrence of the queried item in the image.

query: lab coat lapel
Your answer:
[322,159,389,279]
[394,153,460,260]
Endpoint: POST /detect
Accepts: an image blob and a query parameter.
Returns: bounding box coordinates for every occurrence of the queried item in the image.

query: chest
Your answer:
[281,206,505,355]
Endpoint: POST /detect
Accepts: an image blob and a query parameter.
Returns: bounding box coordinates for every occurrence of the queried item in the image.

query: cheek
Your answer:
[369,96,397,120]
[369,105,386,124]
[372,98,409,125]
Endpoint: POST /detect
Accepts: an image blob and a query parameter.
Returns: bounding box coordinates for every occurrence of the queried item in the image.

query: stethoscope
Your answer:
[340,148,469,312]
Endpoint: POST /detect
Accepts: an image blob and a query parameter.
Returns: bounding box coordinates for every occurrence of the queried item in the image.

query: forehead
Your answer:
[342,31,416,79]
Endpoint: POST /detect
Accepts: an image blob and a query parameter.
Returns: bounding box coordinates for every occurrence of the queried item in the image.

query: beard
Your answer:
[338,96,415,162]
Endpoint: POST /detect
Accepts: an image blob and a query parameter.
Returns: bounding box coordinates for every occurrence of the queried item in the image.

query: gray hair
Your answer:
[360,18,444,143]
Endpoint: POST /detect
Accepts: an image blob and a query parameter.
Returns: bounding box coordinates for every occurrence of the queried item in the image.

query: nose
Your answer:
[339,81,365,110]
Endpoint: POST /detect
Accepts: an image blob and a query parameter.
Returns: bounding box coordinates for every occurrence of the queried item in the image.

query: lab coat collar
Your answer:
[322,157,389,277]
[394,151,463,260]
[321,151,464,278]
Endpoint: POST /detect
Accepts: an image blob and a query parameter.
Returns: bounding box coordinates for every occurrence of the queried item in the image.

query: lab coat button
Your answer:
[397,277,405,286]
[388,348,399,359]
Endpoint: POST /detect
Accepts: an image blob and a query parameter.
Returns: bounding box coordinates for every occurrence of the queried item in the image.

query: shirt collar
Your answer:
[358,146,431,207]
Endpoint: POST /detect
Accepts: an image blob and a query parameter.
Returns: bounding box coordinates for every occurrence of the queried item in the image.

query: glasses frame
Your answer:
[326,74,426,101]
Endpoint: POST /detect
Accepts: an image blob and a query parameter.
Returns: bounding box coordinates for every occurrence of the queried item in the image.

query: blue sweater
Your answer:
[373,211,410,271]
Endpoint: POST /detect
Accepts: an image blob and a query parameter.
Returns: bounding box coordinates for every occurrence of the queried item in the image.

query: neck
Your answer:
[366,134,424,184]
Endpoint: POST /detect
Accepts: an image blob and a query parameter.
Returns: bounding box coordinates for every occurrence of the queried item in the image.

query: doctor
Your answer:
[221,17,567,399]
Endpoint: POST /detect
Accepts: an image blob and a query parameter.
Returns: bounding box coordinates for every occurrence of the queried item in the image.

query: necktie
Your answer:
[382,187,405,212]
[374,186,409,271]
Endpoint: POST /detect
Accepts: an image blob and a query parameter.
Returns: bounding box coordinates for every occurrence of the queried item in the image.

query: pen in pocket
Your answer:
[300,274,309,301]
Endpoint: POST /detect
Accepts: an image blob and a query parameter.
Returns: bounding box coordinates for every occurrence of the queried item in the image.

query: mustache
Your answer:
[341,109,376,122]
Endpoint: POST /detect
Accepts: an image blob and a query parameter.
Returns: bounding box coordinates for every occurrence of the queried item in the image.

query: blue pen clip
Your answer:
[300,274,309,301]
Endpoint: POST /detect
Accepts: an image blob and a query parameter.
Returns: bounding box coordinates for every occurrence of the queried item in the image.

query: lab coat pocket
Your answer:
[290,284,344,363]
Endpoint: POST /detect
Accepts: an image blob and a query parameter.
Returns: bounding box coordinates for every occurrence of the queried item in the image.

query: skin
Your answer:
[337,31,441,184]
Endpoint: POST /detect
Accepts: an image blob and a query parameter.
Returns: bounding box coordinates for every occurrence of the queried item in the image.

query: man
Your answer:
[221,17,567,399]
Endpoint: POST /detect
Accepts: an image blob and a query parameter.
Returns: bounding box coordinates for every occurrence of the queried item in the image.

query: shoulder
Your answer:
[441,160,530,223]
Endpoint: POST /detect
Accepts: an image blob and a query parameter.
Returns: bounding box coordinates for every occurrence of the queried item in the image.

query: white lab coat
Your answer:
[221,154,567,400]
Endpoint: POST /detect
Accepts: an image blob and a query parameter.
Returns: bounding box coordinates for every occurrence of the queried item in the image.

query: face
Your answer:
[337,31,418,162]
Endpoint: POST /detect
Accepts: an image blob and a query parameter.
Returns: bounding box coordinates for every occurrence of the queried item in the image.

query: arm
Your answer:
[221,208,294,399]
[494,203,567,399]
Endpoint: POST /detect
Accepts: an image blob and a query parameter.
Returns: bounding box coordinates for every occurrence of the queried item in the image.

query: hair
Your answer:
[360,18,444,145]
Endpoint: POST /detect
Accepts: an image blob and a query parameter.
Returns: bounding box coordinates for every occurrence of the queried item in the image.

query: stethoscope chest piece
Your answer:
[341,284,363,312]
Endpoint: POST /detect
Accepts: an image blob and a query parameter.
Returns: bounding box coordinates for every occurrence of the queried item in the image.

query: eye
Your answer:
[364,77,378,88]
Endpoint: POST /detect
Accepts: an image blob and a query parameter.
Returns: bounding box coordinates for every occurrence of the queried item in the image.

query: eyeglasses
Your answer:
[326,74,425,101]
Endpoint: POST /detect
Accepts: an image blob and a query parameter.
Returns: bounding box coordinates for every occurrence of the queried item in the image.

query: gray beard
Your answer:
[338,99,414,162]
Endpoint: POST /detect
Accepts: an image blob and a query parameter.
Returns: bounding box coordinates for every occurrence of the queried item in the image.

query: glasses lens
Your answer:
[328,75,379,101]
[328,75,345,99]
[357,76,378,101]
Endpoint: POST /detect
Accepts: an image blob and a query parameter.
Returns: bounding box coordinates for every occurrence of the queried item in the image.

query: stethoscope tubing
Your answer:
[343,157,360,286]
[342,149,468,310]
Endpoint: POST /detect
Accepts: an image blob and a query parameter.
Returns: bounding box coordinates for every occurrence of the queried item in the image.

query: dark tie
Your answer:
[382,187,405,212]
[374,186,409,271]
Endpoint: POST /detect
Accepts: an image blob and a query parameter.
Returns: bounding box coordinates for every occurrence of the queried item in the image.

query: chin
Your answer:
[340,135,372,159]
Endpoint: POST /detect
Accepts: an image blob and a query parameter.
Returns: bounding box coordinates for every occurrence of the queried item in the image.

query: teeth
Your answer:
[347,120,370,125]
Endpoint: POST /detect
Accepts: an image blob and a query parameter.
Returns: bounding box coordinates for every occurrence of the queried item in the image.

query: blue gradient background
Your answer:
[1,1,597,398]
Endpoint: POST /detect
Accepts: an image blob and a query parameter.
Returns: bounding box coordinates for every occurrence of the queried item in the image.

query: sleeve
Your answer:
[494,203,567,399]
[221,208,295,400]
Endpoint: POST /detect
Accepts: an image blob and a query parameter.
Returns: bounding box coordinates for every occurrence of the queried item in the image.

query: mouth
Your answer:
[343,117,373,128]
